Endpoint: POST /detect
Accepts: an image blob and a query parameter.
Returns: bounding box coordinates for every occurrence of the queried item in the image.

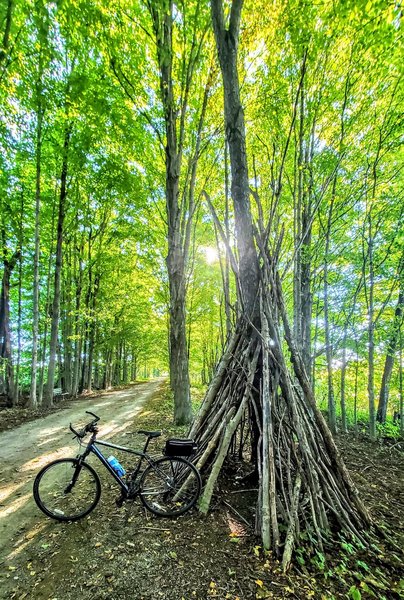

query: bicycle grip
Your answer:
[85,411,100,422]
[69,423,84,439]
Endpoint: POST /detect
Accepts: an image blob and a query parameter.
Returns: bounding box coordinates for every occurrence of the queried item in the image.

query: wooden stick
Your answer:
[282,472,301,572]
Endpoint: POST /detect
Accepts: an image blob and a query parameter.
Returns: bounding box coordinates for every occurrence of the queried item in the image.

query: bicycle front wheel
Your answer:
[33,458,101,521]
[140,456,201,517]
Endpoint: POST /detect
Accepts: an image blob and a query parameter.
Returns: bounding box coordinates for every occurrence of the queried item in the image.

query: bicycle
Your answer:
[33,411,201,521]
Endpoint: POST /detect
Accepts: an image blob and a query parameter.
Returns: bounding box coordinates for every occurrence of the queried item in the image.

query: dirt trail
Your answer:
[0,379,164,565]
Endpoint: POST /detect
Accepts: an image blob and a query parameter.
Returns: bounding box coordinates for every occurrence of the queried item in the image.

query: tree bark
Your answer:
[147,0,200,425]
[0,250,20,406]
[340,323,348,433]
[44,123,72,407]
[0,0,13,68]
[30,58,44,408]
[399,333,403,437]
[377,286,403,423]
[210,0,259,315]
[15,196,24,405]
[323,194,337,434]
[367,220,376,439]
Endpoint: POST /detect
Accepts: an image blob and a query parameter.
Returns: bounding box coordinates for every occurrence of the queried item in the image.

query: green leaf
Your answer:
[349,586,361,600]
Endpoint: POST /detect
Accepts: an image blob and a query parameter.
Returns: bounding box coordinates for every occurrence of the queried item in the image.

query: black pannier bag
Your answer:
[164,438,197,457]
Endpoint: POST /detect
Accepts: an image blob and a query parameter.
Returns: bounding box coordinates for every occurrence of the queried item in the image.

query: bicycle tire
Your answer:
[140,456,201,517]
[33,458,101,522]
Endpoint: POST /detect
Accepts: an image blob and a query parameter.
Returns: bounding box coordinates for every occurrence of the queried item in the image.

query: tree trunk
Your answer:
[299,121,315,377]
[376,287,403,423]
[0,0,13,68]
[44,123,71,407]
[0,251,20,406]
[147,0,195,425]
[15,198,24,405]
[211,0,259,314]
[340,323,348,433]
[86,276,99,392]
[38,193,56,404]
[167,226,192,423]
[223,142,232,339]
[132,350,138,382]
[30,71,44,408]
[367,212,376,439]
[354,342,359,433]
[399,333,403,437]
[323,195,337,435]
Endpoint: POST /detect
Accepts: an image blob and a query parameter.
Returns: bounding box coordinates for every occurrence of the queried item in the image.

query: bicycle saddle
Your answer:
[137,430,161,438]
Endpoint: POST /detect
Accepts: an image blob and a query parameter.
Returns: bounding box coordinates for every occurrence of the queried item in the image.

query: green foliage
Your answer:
[376,420,401,439]
[349,586,362,600]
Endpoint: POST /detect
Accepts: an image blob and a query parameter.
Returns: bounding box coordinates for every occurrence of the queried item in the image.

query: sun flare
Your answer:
[201,246,219,265]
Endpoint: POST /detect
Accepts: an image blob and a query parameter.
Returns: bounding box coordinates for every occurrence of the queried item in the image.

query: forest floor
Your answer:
[0,382,403,600]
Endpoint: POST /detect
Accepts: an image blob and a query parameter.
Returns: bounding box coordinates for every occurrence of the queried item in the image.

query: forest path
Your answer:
[0,379,164,566]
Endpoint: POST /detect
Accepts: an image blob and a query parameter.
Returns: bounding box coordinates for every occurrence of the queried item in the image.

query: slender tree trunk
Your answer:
[0,251,20,406]
[312,294,320,389]
[38,191,56,404]
[147,0,194,424]
[376,287,403,423]
[122,341,128,384]
[365,131,383,440]
[84,230,99,393]
[44,123,71,407]
[30,80,44,408]
[0,0,13,68]
[322,73,349,434]
[223,142,232,339]
[293,72,304,342]
[72,236,83,397]
[86,317,97,392]
[323,195,336,434]
[340,323,348,433]
[132,350,138,381]
[300,120,315,377]
[94,349,100,389]
[15,197,24,405]
[399,333,403,437]
[63,314,72,393]
[367,213,376,440]
[80,334,88,393]
[211,0,259,314]
[354,342,359,433]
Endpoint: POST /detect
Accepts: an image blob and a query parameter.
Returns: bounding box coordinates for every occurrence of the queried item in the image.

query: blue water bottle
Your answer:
[107,455,126,477]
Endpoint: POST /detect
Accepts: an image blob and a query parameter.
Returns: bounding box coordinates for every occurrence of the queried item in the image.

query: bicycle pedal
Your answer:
[115,495,125,508]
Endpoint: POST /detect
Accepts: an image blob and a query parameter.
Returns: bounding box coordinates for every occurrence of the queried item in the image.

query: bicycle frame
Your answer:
[79,435,157,497]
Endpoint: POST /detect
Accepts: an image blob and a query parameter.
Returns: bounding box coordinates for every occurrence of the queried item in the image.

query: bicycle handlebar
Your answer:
[70,412,100,440]
[85,411,100,421]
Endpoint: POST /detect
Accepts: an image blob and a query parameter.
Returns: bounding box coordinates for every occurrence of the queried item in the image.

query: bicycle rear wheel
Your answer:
[140,456,201,517]
[33,458,101,521]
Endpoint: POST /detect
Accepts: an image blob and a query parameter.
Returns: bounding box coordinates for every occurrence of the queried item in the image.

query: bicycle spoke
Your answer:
[33,459,100,521]
[140,457,201,517]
